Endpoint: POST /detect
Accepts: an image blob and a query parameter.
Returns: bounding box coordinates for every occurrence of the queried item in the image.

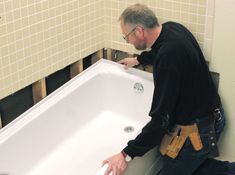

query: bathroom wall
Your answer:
[0,0,216,100]
[0,0,105,99]
[104,0,215,61]
[210,0,235,161]
[0,1,217,100]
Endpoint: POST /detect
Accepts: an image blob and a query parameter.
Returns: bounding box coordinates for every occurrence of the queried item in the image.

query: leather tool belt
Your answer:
[159,109,222,159]
[159,123,203,159]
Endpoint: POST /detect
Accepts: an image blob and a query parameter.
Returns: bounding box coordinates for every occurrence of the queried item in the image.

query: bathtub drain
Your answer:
[124,126,134,133]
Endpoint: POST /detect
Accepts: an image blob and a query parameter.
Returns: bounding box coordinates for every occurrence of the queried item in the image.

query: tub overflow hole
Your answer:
[124,126,134,133]
[133,82,144,94]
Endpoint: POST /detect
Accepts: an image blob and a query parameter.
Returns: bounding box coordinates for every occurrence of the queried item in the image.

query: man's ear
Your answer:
[135,26,145,38]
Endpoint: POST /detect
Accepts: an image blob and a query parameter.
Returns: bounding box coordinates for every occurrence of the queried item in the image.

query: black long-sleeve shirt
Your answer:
[123,22,220,158]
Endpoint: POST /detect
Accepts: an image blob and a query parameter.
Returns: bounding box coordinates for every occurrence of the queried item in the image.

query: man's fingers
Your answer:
[102,159,109,167]
[117,59,128,69]
[103,163,122,175]
[104,164,112,175]
[102,152,127,175]
[117,59,126,64]
[112,166,117,175]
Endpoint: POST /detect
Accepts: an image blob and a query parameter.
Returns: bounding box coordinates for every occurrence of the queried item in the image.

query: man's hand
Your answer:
[118,57,139,69]
[102,152,128,175]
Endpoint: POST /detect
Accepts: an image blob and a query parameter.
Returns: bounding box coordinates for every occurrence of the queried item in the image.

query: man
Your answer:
[102,4,234,175]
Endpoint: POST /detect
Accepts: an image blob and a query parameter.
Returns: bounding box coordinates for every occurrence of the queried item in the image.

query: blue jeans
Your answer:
[157,108,226,175]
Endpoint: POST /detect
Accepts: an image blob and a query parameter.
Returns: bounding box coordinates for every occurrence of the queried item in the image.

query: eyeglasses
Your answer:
[123,26,137,42]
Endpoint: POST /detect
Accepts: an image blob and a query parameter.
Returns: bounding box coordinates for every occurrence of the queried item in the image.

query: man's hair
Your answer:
[119,4,159,29]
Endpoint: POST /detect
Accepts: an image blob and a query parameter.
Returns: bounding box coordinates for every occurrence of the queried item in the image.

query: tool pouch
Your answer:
[160,131,187,159]
[159,133,176,155]
[188,125,203,151]
[166,134,187,159]
[160,124,203,159]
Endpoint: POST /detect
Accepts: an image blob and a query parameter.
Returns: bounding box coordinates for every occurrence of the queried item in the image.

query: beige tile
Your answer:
[15,40,24,50]
[28,15,36,25]
[16,50,24,60]
[15,19,23,30]
[8,43,16,53]
[28,5,35,16]
[0,3,5,13]
[35,2,43,12]
[182,0,190,3]
[10,72,19,82]
[12,0,20,9]
[1,46,9,57]
[0,24,7,36]
[9,53,17,63]
[4,1,13,12]
[181,12,189,22]
[189,5,198,13]
[42,11,49,21]
[158,0,164,8]
[196,33,205,43]
[181,3,189,12]
[198,6,206,15]
[173,2,181,11]
[21,17,29,28]
[14,30,23,40]
[189,14,197,23]
[197,24,205,33]
[197,15,206,24]
[164,10,173,19]
[2,56,10,66]
[2,66,12,77]
[13,9,21,20]
[5,12,14,22]
[0,36,8,47]
[27,0,35,6]
[189,0,198,5]
[198,0,207,6]
[29,25,37,36]
[22,28,30,38]
[163,1,173,10]
[21,7,28,18]
[48,0,56,8]
[24,47,32,57]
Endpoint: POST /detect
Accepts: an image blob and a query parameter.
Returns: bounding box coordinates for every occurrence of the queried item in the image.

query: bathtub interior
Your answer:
[0,59,159,175]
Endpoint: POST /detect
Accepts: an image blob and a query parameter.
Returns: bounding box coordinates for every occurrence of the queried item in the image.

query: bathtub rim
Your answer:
[0,59,153,144]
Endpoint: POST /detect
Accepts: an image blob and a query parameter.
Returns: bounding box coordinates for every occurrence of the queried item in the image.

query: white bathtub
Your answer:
[0,59,161,175]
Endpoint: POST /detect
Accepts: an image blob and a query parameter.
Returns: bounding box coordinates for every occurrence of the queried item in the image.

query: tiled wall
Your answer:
[0,0,104,99]
[104,0,215,60]
[0,0,215,99]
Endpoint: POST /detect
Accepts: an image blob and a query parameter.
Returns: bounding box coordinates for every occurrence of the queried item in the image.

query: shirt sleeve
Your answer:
[123,117,164,158]
[123,54,181,159]
[137,51,154,65]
